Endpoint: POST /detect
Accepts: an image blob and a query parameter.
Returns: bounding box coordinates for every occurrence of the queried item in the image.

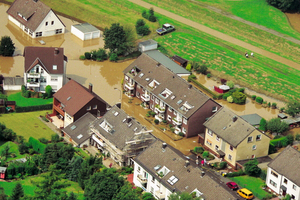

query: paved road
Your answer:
[128,0,300,69]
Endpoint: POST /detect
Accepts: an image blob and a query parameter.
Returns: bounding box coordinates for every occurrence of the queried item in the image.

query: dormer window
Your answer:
[53,65,57,70]
[148,79,160,89]
[159,88,172,99]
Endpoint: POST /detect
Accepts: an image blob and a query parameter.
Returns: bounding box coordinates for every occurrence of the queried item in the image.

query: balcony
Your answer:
[26,82,40,88]
[27,73,40,78]
[155,105,165,113]
[124,82,134,90]
[92,134,106,147]
[155,114,164,122]
[141,94,150,102]
[137,174,147,183]
[155,191,165,199]
[172,118,182,126]
[53,104,65,116]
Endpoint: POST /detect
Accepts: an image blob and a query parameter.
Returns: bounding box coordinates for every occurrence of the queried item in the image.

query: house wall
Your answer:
[71,26,85,40]
[64,112,74,128]
[236,129,270,161]
[8,15,22,29]
[34,10,65,38]
[3,85,21,91]
[187,99,221,138]
[139,43,158,52]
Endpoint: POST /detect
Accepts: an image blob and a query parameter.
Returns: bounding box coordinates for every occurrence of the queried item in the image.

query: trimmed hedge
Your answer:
[270,136,289,148]
[29,137,46,154]
[16,104,52,112]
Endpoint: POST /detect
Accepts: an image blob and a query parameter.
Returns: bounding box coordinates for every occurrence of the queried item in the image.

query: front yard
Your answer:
[8,92,53,107]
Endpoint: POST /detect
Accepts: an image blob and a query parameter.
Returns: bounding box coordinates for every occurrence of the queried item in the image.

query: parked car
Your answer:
[237,188,254,199]
[226,182,238,190]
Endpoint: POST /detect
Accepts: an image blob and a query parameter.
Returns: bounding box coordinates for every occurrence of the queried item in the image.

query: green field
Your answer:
[0,110,53,140]
[8,92,53,107]
[0,141,26,162]
[0,175,84,199]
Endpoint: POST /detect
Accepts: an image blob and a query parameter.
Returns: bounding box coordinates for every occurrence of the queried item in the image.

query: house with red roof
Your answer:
[23,46,67,92]
[51,79,109,128]
[7,0,65,38]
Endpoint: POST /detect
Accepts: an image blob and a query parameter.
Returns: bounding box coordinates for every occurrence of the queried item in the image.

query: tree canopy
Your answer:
[267,118,289,133]
[285,101,300,117]
[244,159,261,177]
[103,23,128,56]
[266,0,300,12]
[0,36,15,57]
[10,183,24,200]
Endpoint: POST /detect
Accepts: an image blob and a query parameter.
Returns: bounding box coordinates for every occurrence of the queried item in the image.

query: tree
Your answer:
[142,192,155,200]
[285,101,300,117]
[45,85,52,98]
[148,8,157,22]
[135,19,150,36]
[244,159,261,177]
[10,183,24,200]
[266,0,300,12]
[2,129,16,141]
[169,192,203,200]
[226,80,234,89]
[67,156,83,182]
[0,36,15,57]
[112,183,140,200]
[51,134,60,143]
[103,23,127,55]
[231,91,247,104]
[259,118,267,132]
[267,118,289,133]
[1,144,10,158]
[0,187,8,200]
[67,192,78,200]
[194,63,208,74]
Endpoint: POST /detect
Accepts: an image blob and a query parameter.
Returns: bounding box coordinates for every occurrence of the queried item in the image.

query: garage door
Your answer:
[84,33,92,40]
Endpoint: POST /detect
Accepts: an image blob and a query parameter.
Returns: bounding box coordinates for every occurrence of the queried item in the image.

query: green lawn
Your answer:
[0,175,84,199]
[0,141,27,162]
[75,147,90,159]
[0,110,53,140]
[229,176,270,199]
[8,92,53,107]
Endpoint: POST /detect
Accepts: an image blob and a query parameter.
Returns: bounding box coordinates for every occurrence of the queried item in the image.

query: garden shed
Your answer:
[172,55,188,68]
[138,39,158,52]
[0,167,6,179]
[71,23,101,41]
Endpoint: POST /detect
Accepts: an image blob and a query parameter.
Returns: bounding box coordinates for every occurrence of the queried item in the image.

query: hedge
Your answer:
[270,136,289,148]
[190,79,223,99]
[16,104,53,112]
[29,137,46,154]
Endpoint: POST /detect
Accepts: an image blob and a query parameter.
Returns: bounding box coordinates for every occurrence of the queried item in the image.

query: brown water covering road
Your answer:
[286,13,300,33]
[129,0,300,69]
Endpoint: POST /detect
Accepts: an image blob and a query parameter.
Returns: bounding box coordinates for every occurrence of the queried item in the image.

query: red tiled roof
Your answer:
[23,46,65,74]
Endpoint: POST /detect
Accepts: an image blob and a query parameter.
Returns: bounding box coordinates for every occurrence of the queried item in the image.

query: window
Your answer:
[35,32,42,37]
[55,29,62,34]
[168,107,173,112]
[215,145,219,151]
[271,171,278,178]
[93,105,97,109]
[269,180,277,187]
[293,184,297,190]
[252,145,257,150]
[256,134,262,141]
[40,77,46,83]
[284,179,288,184]
[53,65,57,70]
[228,154,232,161]
[208,129,213,137]
[41,68,44,74]
[151,176,155,183]
[136,92,140,97]
[24,27,28,32]
[174,111,177,115]
[51,77,58,81]
[137,166,140,172]
[183,118,187,125]
[247,136,253,143]
[229,145,233,151]
[87,106,91,111]
[167,115,172,121]
[182,127,186,133]
[216,135,220,141]
[206,140,212,146]
[29,30,33,36]
[155,98,159,104]
[51,21,54,25]
[150,187,154,194]
[45,21,48,26]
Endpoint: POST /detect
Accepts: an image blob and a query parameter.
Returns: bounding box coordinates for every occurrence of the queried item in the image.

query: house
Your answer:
[123,53,221,138]
[133,140,236,200]
[171,55,188,68]
[23,47,67,93]
[51,79,109,128]
[71,23,101,40]
[138,39,158,52]
[62,112,97,147]
[7,0,65,38]
[203,107,270,169]
[266,146,300,199]
[0,167,6,180]
[143,50,191,76]
[89,105,156,166]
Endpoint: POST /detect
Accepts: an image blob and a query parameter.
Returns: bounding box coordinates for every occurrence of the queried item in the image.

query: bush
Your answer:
[226,80,234,89]
[232,91,246,104]
[168,124,173,128]
[202,151,209,158]
[195,64,208,74]
[45,85,52,98]
[268,143,277,154]
[270,136,289,148]
[207,73,211,78]
[154,119,159,125]
[142,10,148,19]
[268,102,271,107]
[162,120,167,124]
[219,161,227,169]
[18,143,29,154]
[148,14,157,22]
[222,92,231,100]
[29,148,36,155]
[256,96,263,104]
[259,118,267,132]
[178,132,184,137]
[29,137,46,154]
[51,134,60,143]
[79,55,85,60]
[238,88,245,93]
[194,146,204,154]
[186,63,192,71]
[226,170,245,177]
[84,52,91,59]
[170,127,175,133]
[271,102,277,108]
[24,90,31,98]
[109,53,118,62]
[251,95,256,100]
[187,74,196,82]
[227,96,233,103]
[260,170,267,181]
[15,104,53,113]
[39,138,48,144]
[296,134,300,141]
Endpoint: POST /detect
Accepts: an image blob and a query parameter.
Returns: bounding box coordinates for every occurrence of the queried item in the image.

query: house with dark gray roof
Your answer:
[62,112,96,147]
[203,107,270,169]
[133,140,236,200]
[266,146,300,199]
[89,105,156,166]
[7,0,65,38]
[123,53,221,138]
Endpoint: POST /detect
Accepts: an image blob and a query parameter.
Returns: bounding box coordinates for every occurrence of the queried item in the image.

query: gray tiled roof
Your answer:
[72,23,99,33]
[240,113,262,126]
[123,53,214,119]
[135,140,236,199]
[90,105,155,150]
[143,50,190,75]
[63,112,96,145]
[268,146,300,186]
[204,107,256,147]
[139,39,158,46]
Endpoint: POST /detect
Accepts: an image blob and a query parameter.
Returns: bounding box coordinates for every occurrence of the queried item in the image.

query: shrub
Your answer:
[168,124,173,128]
[256,96,263,104]
[259,118,267,132]
[79,55,85,60]
[222,92,231,100]
[162,120,167,124]
[232,91,247,104]
[95,48,108,60]
[271,103,277,108]
[170,127,175,133]
[39,138,48,144]
[51,134,60,143]
[244,159,261,177]
[267,102,271,107]
[45,85,52,98]
[207,73,211,78]
[29,148,35,155]
[286,134,294,145]
[251,95,256,100]
[142,10,148,19]
[195,64,208,74]
[24,90,31,98]
[202,151,209,158]
[270,136,289,148]
[29,137,46,154]
[18,143,29,154]
[178,132,184,137]
[148,14,157,22]
[187,74,196,82]
[227,96,233,103]
[219,161,227,169]
[268,143,277,154]
[146,113,150,117]
[226,170,245,177]
[260,170,267,181]
[15,104,53,112]
[186,63,192,71]
[109,53,118,62]
[84,52,91,59]
[154,119,159,125]
[194,146,204,154]
[226,80,234,89]
[296,134,300,141]
[238,88,245,93]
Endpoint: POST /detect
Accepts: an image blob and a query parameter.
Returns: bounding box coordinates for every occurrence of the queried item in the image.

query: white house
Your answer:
[266,146,300,200]
[138,39,158,52]
[133,140,236,200]
[23,46,67,92]
[7,0,65,38]
[71,23,101,40]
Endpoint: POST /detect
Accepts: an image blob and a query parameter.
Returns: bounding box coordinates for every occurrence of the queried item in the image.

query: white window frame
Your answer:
[252,145,257,150]
[228,154,232,161]
[215,145,219,151]
[293,184,297,190]
[206,140,212,146]
[183,118,187,125]
[93,105,97,109]
[247,136,253,143]
[256,134,262,141]
[270,180,277,188]
[208,129,213,137]
[229,145,233,151]
[86,106,91,111]
[216,135,220,141]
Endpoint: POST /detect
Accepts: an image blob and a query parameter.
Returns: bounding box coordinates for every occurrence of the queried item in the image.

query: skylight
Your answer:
[154,165,161,171]
[177,100,183,105]
[159,88,172,99]
[139,73,144,78]
[145,78,150,82]
[123,119,126,123]
[70,125,76,130]
[53,65,57,70]
[77,134,83,139]
[167,175,179,185]
[134,127,138,132]
[114,112,119,116]
[128,123,132,127]
[171,95,176,100]
[67,96,71,101]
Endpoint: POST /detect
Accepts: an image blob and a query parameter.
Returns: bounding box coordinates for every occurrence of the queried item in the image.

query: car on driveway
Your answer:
[226,182,238,190]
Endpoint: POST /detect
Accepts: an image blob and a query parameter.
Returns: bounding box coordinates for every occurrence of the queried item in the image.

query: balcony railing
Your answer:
[26,82,40,87]
[155,114,164,122]
[155,191,165,199]
[172,118,182,126]
[155,105,165,113]
[27,73,40,78]
[141,94,150,102]
[53,104,65,116]
[124,82,134,90]
[137,174,147,183]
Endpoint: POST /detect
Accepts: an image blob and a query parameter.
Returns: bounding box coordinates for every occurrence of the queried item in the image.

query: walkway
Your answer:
[128,0,300,69]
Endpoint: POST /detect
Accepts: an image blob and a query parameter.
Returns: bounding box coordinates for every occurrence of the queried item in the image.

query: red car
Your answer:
[226,182,238,190]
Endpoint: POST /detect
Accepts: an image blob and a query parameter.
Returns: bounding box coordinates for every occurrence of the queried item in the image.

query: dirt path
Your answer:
[129,0,300,69]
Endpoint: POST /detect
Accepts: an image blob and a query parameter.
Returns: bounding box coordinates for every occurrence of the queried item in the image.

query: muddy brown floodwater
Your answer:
[286,13,300,34]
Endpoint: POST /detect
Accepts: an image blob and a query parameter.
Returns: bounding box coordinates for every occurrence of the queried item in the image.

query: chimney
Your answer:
[126,116,131,123]
[156,63,161,67]
[54,48,59,55]
[185,160,190,168]
[162,143,167,149]
[188,84,192,89]
[233,116,238,122]
[89,83,93,93]
[201,171,205,177]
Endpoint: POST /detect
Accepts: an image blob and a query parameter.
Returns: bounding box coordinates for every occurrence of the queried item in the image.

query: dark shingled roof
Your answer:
[23,46,66,75]
[204,107,256,147]
[63,112,96,145]
[240,113,262,126]
[139,39,158,46]
[6,0,64,31]
[90,105,155,150]
[135,140,236,199]
[53,79,108,116]
[123,53,213,119]
[268,146,300,186]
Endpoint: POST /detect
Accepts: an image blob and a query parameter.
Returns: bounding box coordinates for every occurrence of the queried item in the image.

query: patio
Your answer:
[51,116,64,129]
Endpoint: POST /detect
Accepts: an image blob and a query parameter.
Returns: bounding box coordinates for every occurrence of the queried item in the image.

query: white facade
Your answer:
[139,41,158,52]
[133,162,172,200]
[64,112,74,128]
[71,25,100,40]
[8,10,65,38]
[266,167,300,200]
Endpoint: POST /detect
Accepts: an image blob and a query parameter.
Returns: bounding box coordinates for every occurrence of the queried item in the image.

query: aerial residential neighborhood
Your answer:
[0,0,300,200]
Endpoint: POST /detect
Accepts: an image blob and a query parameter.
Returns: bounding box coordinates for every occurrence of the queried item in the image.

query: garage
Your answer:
[71,23,101,41]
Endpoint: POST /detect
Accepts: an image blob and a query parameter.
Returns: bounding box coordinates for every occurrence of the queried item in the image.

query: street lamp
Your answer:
[114,88,121,108]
